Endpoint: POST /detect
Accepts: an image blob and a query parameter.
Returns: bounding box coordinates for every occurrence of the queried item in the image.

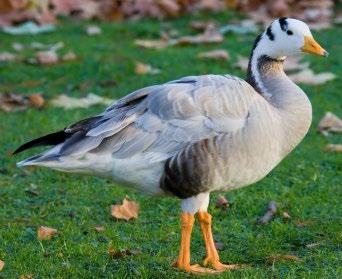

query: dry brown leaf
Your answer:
[234,55,249,71]
[268,254,301,263]
[0,259,4,271]
[268,0,289,17]
[36,50,58,65]
[0,93,27,112]
[111,198,139,221]
[325,144,342,153]
[86,25,102,35]
[135,62,161,75]
[95,226,105,232]
[108,243,141,258]
[134,38,169,49]
[0,51,18,62]
[19,275,33,279]
[192,0,225,11]
[29,94,44,109]
[37,226,57,240]
[156,0,180,17]
[258,201,277,225]
[282,212,291,219]
[0,93,45,112]
[215,195,229,209]
[62,51,77,61]
[190,20,214,31]
[50,93,113,109]
[288,69,336,85]
[174,23,223,45]
[198,49,230,61]
[318,112,342,134]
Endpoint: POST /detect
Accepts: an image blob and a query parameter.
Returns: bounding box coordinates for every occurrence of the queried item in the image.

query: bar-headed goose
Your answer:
[14,18,328,274]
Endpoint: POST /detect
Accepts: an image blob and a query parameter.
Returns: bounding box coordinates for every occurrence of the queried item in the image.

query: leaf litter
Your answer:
[37,226,57,240]
[258,201,277,225]
[50,93,113,110]
[0,93,45,112]
[108,242,141,258]
[198,49,230,61]
[111,198,139,221]
[318,112,342,135]
[135,62,161,75]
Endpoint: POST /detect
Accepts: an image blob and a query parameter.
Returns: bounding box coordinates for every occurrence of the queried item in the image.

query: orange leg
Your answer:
[174,212,217,274]
[197,211,243,271]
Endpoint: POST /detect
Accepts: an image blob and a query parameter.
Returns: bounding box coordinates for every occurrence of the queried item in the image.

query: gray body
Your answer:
[18,63,312,198]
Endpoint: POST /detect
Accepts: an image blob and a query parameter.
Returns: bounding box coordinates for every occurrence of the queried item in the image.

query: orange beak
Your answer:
[301,36,328,57]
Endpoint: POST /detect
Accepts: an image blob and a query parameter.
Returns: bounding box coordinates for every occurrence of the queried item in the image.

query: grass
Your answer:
[0,11,341,278]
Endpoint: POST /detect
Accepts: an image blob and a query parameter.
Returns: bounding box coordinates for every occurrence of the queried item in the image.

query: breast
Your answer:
[212,102,285,191]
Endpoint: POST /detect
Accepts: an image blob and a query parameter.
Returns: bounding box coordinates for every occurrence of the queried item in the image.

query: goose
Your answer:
[14,17,328,274]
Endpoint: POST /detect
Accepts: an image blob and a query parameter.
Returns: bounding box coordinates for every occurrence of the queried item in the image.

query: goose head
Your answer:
[256,17,328,60]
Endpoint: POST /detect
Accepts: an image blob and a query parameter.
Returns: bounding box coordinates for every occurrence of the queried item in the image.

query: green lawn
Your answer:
[0,12,341,279]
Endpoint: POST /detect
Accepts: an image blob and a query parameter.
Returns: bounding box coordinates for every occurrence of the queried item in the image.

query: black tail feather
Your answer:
[13,130,70,155]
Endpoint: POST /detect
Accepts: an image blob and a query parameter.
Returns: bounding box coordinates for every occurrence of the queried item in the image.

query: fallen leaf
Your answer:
[305,242,322,249]
[95,226,105,232]
[135,62,161,75]
[19,275,33,279]
[86,25,102,35]
[0,93,27,112]
[234,55,249,71]
[219,19,259,35]
[198,49,229,61]
[268,254,301,263]
[318,112,342,134]
[12,42,24,51]
[62,51,77,61]
[0,259,4,271]
[31,41,64,51]
[282,212,291,219]
[325,144,342,153]
[36,50,58,65]
[50,93,113,109]
[174,23,223,45]
[37,226,57,240]
[29,94,45,109]
[294,219,314,227]
[2,21,55,35]
[111,198,139,221]
[134,38,169,49]
[108,243,141,258]
[0,51,18,62]
[156,0,180,17]
[190,21,214,31]
[258,201,277,225]
[215,195,229,209]
[288,69,336,85]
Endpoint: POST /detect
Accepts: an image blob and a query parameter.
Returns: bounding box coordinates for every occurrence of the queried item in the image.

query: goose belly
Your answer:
[78,152,167,195]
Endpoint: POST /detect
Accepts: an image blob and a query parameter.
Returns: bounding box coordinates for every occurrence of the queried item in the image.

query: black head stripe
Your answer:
[266,26,274,41]
[279,17,288,31]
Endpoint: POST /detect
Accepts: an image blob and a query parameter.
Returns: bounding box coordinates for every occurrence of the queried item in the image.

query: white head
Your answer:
[255,17,328,59]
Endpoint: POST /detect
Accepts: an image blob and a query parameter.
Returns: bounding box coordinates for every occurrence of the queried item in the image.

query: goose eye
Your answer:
[287,30,293,35]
